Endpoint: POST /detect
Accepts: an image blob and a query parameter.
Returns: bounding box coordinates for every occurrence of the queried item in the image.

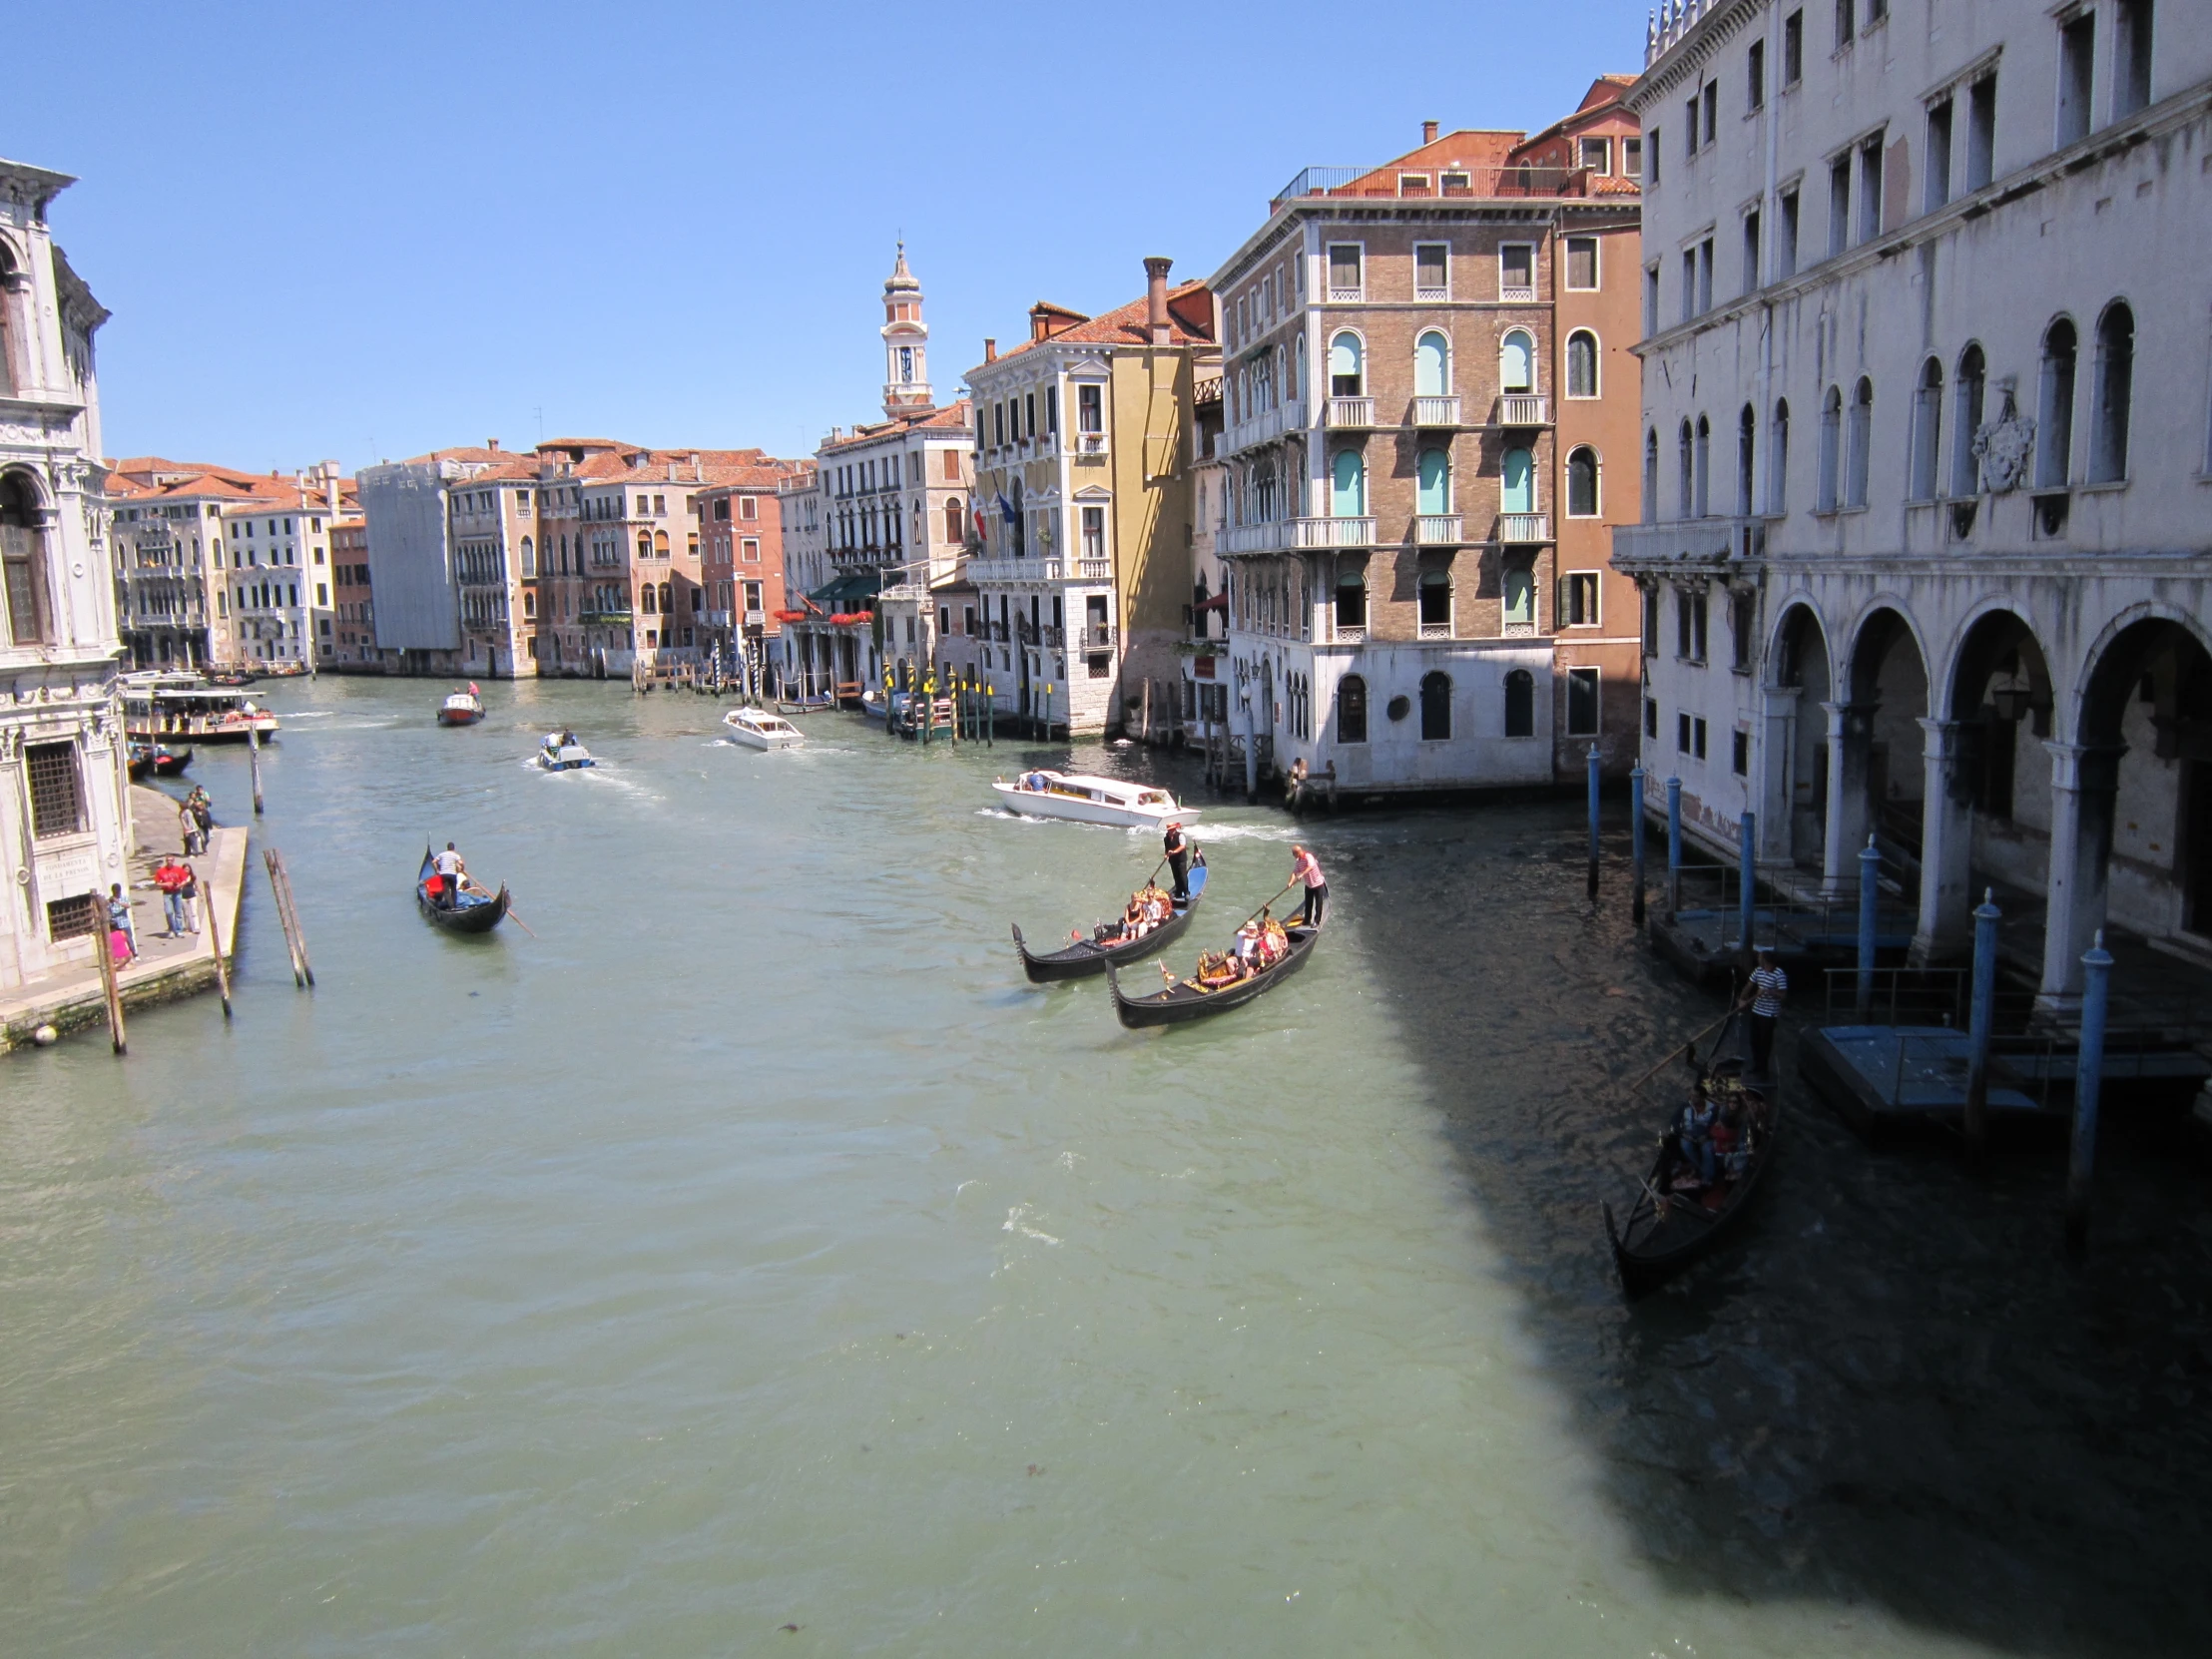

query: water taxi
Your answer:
[991,770,1195,830]
[437,685,484,726]
[536,733,596,771]
[723,707,805,750]
[122,677,279,745]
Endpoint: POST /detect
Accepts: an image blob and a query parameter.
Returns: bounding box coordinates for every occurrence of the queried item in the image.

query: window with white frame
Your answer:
[1579,137,1612,175]
[1327,243,1364,299]
[1500,243,1535,299]
[1564,236,1598,290]
[1413,243,1449,299]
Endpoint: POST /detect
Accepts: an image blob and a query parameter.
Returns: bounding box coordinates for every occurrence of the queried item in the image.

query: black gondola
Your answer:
[1012,857,1208,982]
[127,742,193,780]
[1105,909,1322,1028]
[1602,1014,1777,1297]
[415,846,509,934]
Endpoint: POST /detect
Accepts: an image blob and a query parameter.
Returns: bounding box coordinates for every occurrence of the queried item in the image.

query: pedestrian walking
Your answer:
[1738,946,1789,1080]
[178,861,201,935]
[178,798,204,855]
[107,882,138,961]
[1291,844,1328,927]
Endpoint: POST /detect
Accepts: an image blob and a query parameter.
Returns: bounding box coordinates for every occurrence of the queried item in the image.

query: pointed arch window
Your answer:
[1331,449,1367,516]
[1566,329,1599,398]
[1736,405,1756,516]
[1643,427,1659,524]
[1951,344,1986,498]
[1416,446,1451,515]
[1414,330,1449,397]
[1677,419,1695,519]
[2090,301,2134,484]
[1337,673,1369,743]
[1329,332,1365,398]
[1910,358,1943,500]
[1499,328,1535,393]
[1770,399,1791,514]
[1693,415,1711,517]
[1846,378,1874,508]
[2036,317,2077,488]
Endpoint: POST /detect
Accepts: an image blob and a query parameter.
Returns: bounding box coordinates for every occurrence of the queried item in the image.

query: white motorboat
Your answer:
[723,707,806,751]
[536,733,596,771]
[436,685,484,727]
[990,770,1198,830]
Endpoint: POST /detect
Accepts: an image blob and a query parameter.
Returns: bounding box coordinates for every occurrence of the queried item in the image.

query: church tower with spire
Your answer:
[879,243,932,417]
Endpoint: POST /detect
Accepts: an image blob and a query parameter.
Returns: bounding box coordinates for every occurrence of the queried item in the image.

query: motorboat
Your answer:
[121,676,278,744]
[723,707,805,750]
[991,770,1197,830]
[536,732,596,771]
[857,686,889,722]
[437,685,485,726]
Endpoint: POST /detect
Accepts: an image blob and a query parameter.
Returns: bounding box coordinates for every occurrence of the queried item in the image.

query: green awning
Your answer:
[809,570,881,608]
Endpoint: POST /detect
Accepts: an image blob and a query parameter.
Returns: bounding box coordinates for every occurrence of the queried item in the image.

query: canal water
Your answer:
[5,677,2210,1657]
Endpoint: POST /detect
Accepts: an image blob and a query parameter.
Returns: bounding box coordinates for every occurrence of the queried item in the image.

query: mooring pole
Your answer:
[1962,888,2000,1164]
[204,856,234,1019]
[1665,775,1683,915]
[2066,930,2114,1255]
[93,891,127,1055]
[248,725,266,816]
[1738,809,1758,960]
[1629,763,1647,924]
[1585,744,1601,900]
[1856,833,1881,1020]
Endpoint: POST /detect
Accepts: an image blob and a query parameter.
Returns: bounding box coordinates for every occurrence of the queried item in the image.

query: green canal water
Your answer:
[5,677,2210,1656]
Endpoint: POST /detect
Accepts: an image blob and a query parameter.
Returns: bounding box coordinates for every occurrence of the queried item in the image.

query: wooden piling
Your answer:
[205,861,234,1018]
[263,847,314,988]
[248,725,266,816]
[92,892,127,1055]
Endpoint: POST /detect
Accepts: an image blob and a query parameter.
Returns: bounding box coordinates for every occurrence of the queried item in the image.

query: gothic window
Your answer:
[1567,446,1600,517]
[2090,301,2134,483]
[1911,358,1943,500]
[2036,317,2078,488]
[1337,673,1369,743]
[1419,672,1452,740]
[1566,330,1599,398]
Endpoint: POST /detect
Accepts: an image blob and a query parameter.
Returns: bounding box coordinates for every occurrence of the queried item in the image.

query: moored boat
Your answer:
[1013,857,1208,982]
[723,707,805,750]
[1106,908,1320,1027]
[536,732,595,771]
[992,770,1196,830]
[122,677,278,745]
[1601,1015,1778,1298]
[437,685,485,726]
[415,846,509,933]
[126,741,194,780]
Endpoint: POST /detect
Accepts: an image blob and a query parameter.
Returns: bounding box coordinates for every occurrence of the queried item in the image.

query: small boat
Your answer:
[776,694,837,715]
[536,733,595,771]
[1602,1015,1778,1298]
[205,669,259,688]
[993,770,1197,830]
[858,687,889,723]
[1106,910,1321,1027]
[1013,857,1208,982]
[437,685,485,727]
[723,707,805,750]
[126,741,194,780]
[122,676,278,744]
[415,846,509,933]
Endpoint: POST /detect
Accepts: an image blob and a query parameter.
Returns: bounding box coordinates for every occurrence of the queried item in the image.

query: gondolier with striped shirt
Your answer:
[1738,946,1787,1080]
[1163,822,1194,902]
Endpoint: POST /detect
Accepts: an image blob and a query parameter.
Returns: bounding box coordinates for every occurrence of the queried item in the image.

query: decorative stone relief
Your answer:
[1973,380,2035,494]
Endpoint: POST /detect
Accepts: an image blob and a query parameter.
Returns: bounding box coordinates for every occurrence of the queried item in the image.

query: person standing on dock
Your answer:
[107,882,138,962]
[1291,845,1327,927]
[155,856,192,938]
[1739,946,1788,1080]
[1163,822,1193,902]
[179,797,204,856]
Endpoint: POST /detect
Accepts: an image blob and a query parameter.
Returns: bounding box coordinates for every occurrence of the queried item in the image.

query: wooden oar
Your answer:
[1623,1008,1735,1096]
[503,901,539,939]
[1234,881,1298,933]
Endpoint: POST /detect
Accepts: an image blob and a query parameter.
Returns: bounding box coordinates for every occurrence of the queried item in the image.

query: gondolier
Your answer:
[433,841,465,908]
[1163,822,1193,901]
[1737,946,1787,1081]
[1291,844,1327,926]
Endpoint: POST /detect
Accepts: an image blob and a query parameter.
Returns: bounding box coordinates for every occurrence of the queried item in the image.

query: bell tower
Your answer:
[880,243,931,416]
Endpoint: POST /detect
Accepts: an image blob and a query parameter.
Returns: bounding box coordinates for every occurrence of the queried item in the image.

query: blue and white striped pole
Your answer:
[1586,744,1602,899]
[1963,888,2000,1163]
[1666,776,1683,914]
[1630,764,1648,924]
[1856,834,1882,1019]
[2066,930,2114,1255]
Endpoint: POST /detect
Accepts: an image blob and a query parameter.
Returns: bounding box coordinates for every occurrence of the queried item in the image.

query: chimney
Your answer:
[1029,303,1053,344]
[1144,257,1173,346]
[488,437,500,452]
[1422,120,1439,145]
[983,337,997,363]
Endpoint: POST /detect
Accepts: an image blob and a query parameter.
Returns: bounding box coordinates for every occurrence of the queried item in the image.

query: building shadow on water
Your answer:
[1352,799,2212,1658]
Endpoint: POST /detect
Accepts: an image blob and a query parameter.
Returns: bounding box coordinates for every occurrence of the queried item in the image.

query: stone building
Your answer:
[1617,0,2210,1002]
[1207,86,1645,796]
[0,156,129,992]
[961,258,1219,737]
[218,467,348,670]
[696,459,809,690]
[328,517,378,668]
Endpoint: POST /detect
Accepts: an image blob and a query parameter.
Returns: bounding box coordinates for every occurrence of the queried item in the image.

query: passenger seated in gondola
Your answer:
[1673,1085,1719,1188]
[1257,911,1290,966]
[1193,949,1245,990]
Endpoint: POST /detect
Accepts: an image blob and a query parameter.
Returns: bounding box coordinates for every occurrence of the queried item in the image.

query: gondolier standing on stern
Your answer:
[1163,822,1194,902]
[1291,844,1327,927]
[1739,945,1787,1081]
[433,841,466,908]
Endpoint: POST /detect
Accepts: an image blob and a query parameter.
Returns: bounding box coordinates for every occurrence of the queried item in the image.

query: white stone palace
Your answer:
[1617,0,2212,1004]
[0,157,127,991]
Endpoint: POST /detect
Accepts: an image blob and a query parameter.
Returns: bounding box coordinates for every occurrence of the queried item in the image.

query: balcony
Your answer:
[1498,394,1549,427]
[1498,513,1551,543]
[1226,402,1301,455]
[1220,517,1377,555]
[744,609,765,627]
[1076,624,1117,651]
[1411,396,1461,427]
[1414,515,1463,545]
[1608,517,1767,571]
[1075,430,1108,456]
[579,609,634,626]
[1418,618,1454,639]
[1499,284,1537,303]
[1326,396,1375,429]
[704,610,733,627]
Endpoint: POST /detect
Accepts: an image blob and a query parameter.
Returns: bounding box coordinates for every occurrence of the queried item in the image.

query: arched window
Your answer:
[945,496,964,545]
[1503,669,1535,737]
[1567,446,1600,517]
[1951,343,1986,498]
[1502,557,1536,629]
[2090,300,2134,483]
[1770,399,1791,514]
[1419,671,1452,740]
[1329,331,1365,397]
[1643,427,1659,524]
[1293,334,1306,403]
[1337,673,1369,743]
[655,529,671,556]
[1335,570,1367,633]
[1736,405,1756,516]
[1677,419,1695,519]
[1,470,51,646]
[1414,330,1449,397]
[1416,445,1451,514]
[2036,317,2078,488]
[520,535,536,578]
[1417,569,1452,634]
[1846,378,1874,508]
[1499,328,1535,393]
[640,583,657,614]
[1566,329,1599,398]
[1817,386,1843,511]
[1910,358,1943,500]
[1501,446,1534,515]
[1693,415,1711,517]
[637,530,652,561]
[1331,449,1367,516]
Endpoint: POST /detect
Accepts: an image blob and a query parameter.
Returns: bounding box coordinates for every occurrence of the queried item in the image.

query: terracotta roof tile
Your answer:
[992,282,1214,360]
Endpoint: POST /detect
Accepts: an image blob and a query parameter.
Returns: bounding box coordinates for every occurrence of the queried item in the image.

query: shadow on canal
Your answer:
[1347,798,2212,1658]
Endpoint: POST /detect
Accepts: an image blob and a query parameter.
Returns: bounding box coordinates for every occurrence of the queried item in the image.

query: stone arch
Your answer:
[1767,600,1834,869]
[1838,603,1934,900]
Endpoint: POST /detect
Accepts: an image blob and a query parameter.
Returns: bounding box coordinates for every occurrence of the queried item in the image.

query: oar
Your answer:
[1622,1009,1735,1096]
[1234,880,1298,933]
[503,902,539,939]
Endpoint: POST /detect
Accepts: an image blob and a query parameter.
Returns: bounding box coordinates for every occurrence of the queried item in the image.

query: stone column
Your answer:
[2037,741,2124,1010]
[1912,718,1974,965]
[1756,683,1797,867]
[1821,701,1876,898]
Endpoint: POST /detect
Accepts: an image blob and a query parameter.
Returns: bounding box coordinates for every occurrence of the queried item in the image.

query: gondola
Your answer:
[1012,857,1208,982]
[1601,1014,1777,1297]
[415,846,509,934]
[126,742,193,780]
[1105,907,1321,1028]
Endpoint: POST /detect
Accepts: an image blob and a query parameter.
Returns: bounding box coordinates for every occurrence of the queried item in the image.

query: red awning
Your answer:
[1195,593,1229,612]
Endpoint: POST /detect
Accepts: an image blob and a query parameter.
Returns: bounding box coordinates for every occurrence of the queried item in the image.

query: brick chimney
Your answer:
[1422,120,1439,145]
[1144,257,1173,346]
[983,337,997,363]
[488,437,500,452]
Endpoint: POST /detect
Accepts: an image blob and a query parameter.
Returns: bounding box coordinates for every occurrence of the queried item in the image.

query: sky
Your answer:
[9,0,1648,476]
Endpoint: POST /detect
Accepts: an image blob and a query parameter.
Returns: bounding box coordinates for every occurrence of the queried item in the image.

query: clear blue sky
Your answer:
[10,0,1644,474]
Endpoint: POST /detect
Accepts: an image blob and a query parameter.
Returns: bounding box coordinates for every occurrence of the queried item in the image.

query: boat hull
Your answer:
[416,848,508,933]
[437,708,483,727]
[1014,861,1208,981]
[537,753,595,771]
[723,724,804,751]
[992,783,1197,831]
[1107,918,1320,1027]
